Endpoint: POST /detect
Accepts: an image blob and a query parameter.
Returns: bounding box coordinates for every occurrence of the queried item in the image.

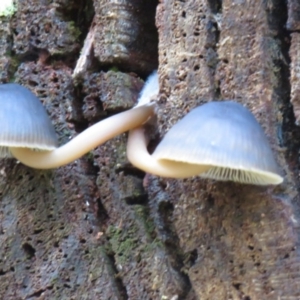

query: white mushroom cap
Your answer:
[152,101,283,185]
[0,83,58,157]
[135,71,159,107]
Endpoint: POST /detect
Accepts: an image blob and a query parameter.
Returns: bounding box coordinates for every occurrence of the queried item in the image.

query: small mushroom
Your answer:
[127,72,211,178]
[135,70,159,107]
[0,83,57,158]
[127,78,283,184]
[0,83,154,169]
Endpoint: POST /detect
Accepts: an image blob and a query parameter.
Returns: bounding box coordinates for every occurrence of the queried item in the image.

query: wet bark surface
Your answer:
[0,0,300,299]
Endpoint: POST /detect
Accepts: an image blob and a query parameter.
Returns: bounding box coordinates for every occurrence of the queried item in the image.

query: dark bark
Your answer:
[0,0,299,299]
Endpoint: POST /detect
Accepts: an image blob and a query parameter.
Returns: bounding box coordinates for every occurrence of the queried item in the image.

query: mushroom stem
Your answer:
[127,127,211,178]
[10,104,155,169]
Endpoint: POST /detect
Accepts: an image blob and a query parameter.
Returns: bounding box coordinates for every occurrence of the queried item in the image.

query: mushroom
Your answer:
[127,71,211,178]
[0,83,57,158]
[0,83,155,169]
[135,70,159,107]
[127,80,283,184]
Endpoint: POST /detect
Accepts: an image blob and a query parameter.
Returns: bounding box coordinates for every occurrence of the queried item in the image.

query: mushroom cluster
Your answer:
[0,74,283,185]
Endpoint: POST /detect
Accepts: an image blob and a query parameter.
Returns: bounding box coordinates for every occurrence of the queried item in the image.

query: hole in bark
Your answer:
[187,249,198,266]
[28,80,38,87]
[22,243,36,258]
[158,201,174,213]
[96,198,109,222]
[33,228,44,234]
[233,283,241,290]
[182,11,186,18]
[207,195,215,207]
[29,206,36,211]
[28,289,45,298]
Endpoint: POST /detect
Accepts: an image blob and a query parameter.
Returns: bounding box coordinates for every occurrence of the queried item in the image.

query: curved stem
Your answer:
[127,127,211,178]
[10,104,155,169]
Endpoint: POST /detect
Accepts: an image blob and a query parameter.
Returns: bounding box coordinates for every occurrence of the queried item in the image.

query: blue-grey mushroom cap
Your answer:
[0,83,58,157]
[152,101,283,185]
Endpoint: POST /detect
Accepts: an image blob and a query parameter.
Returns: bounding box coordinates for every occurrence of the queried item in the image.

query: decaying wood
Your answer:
[156,0,300,299]
[0,0,300,299]
[290,33,300,125]
[287,0,300,30]
[93,0,158,74]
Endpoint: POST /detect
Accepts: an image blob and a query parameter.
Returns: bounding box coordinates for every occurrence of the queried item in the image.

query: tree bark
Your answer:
[0,0,299,299]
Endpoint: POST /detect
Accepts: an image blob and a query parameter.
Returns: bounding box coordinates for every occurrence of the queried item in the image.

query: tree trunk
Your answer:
[0,0,299,299]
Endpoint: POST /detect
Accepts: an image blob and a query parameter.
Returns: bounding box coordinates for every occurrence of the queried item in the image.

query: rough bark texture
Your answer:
[0,0,299,299]
[93,0,158,74]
